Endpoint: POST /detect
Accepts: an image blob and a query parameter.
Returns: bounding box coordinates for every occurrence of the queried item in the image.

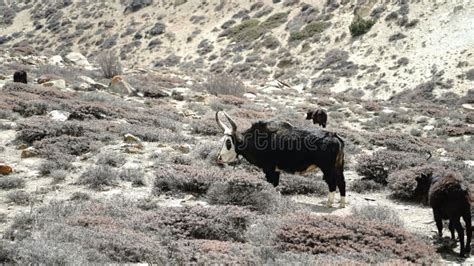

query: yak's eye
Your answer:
[225,139,232,150]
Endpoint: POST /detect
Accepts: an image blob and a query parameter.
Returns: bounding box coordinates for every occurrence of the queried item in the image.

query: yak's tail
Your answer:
[335,134,345,168]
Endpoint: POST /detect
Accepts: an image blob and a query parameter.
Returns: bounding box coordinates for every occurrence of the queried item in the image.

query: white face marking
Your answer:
[217,135,237,163]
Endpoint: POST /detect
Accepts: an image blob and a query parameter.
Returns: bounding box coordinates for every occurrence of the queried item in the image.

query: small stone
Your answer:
[175,144,191,153]
[0,164,13,175]
[423,125,434,131]
[123,144,144,154]
[124,133,141,143]
[21,147,39,158]
[462,104,473,111]
[17,144,28,150]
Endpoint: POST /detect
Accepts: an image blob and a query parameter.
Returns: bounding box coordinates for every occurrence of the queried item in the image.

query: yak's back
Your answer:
[429,173,471,207]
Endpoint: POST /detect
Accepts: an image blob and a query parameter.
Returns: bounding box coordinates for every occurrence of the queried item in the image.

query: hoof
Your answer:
[339,203,346,208]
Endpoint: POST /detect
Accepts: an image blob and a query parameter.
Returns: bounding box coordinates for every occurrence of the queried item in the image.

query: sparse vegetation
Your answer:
[78,165,119,190]
[97,51,123,78]
[201,74,246,96]
[351,204,404,227]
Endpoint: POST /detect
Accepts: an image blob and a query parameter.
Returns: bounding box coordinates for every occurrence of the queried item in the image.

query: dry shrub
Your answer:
[387,165,448,202]
[349,179,383,193]
[16,118,84,144]
[168,240,259,264]
[6,190,32,206]
[279,174,328,195]
[34,136,94,157]
[207,173,280,213]
[356,150,425,184]
[153,165,224,194]
[201,74,246,96]
[78,165,119,190]
[147,205,253,242]
[68,103,115,120]
[190,115,221,136]
[351,204,403,227]
[0,176,25,190]
[97,50,122,78]
[276,214,437,264]
[369,131,430,154]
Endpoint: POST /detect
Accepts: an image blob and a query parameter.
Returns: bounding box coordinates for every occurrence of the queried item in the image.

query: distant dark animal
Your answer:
[13,70,27,84]
[416,172,472,257]
[306,109,327,128]
[215,111,346,207]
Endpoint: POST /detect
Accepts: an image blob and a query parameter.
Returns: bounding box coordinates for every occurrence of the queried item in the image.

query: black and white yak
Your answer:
[215,111,346,208]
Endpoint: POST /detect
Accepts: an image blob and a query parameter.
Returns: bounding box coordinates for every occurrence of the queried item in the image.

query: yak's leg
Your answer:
[451,216,465,257]
[264,168,280,187]
[462,211,472,255]
[323,168,337,208]
[449,221,456,240]
[434,209,444,238]
[335,167,346,208]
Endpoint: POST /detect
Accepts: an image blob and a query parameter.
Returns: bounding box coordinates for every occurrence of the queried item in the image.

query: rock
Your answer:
[48,110,70,122]
[48,55,64,66]
[108,76,137,96]
[462,104,473,111]
[65,52,93,69]
[124,133,142,143]
[0,164,13,175]
[172,91,184,101]
[123,144,144,154]
[79,75,96,84]
[37,74,62,84]
[42,79,66,90]
[17,144,28,150]
[21,147,39,158]
[423,125,435,131]
[175,144,191,153]
[243,93,257,99]
[143,89,169,98]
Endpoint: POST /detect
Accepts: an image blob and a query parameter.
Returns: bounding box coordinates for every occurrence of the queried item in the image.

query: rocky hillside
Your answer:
[1,0,473,99]
[0,0,473,264]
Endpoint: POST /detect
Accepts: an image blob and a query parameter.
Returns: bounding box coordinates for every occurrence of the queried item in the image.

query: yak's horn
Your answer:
[216,111,230,133]
[223,112,237,133]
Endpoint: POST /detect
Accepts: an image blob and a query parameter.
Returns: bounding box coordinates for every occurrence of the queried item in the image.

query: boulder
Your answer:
[42,79,66,90]
[65,52,93,69]
[0,164,13,175]
[37,74,62,84]
[48,55,65,66]
[124,133,142,143]
[48,110,70,122]
[108,76,137,96]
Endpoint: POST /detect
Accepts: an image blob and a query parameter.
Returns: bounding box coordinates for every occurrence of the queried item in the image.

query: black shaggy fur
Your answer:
[233,120,345,198]
[418,173,472,257]
[306,109,327,128]
[13,70,27,84]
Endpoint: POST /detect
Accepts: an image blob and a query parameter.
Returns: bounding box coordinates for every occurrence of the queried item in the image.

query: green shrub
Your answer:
[225,19,265,43]
[261,12,288,29]
[349,16,376,37]
[289,21,328,42]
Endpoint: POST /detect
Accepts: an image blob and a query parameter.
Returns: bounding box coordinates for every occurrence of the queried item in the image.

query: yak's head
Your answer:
[306,111,313,120]
[215,111,239,164]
